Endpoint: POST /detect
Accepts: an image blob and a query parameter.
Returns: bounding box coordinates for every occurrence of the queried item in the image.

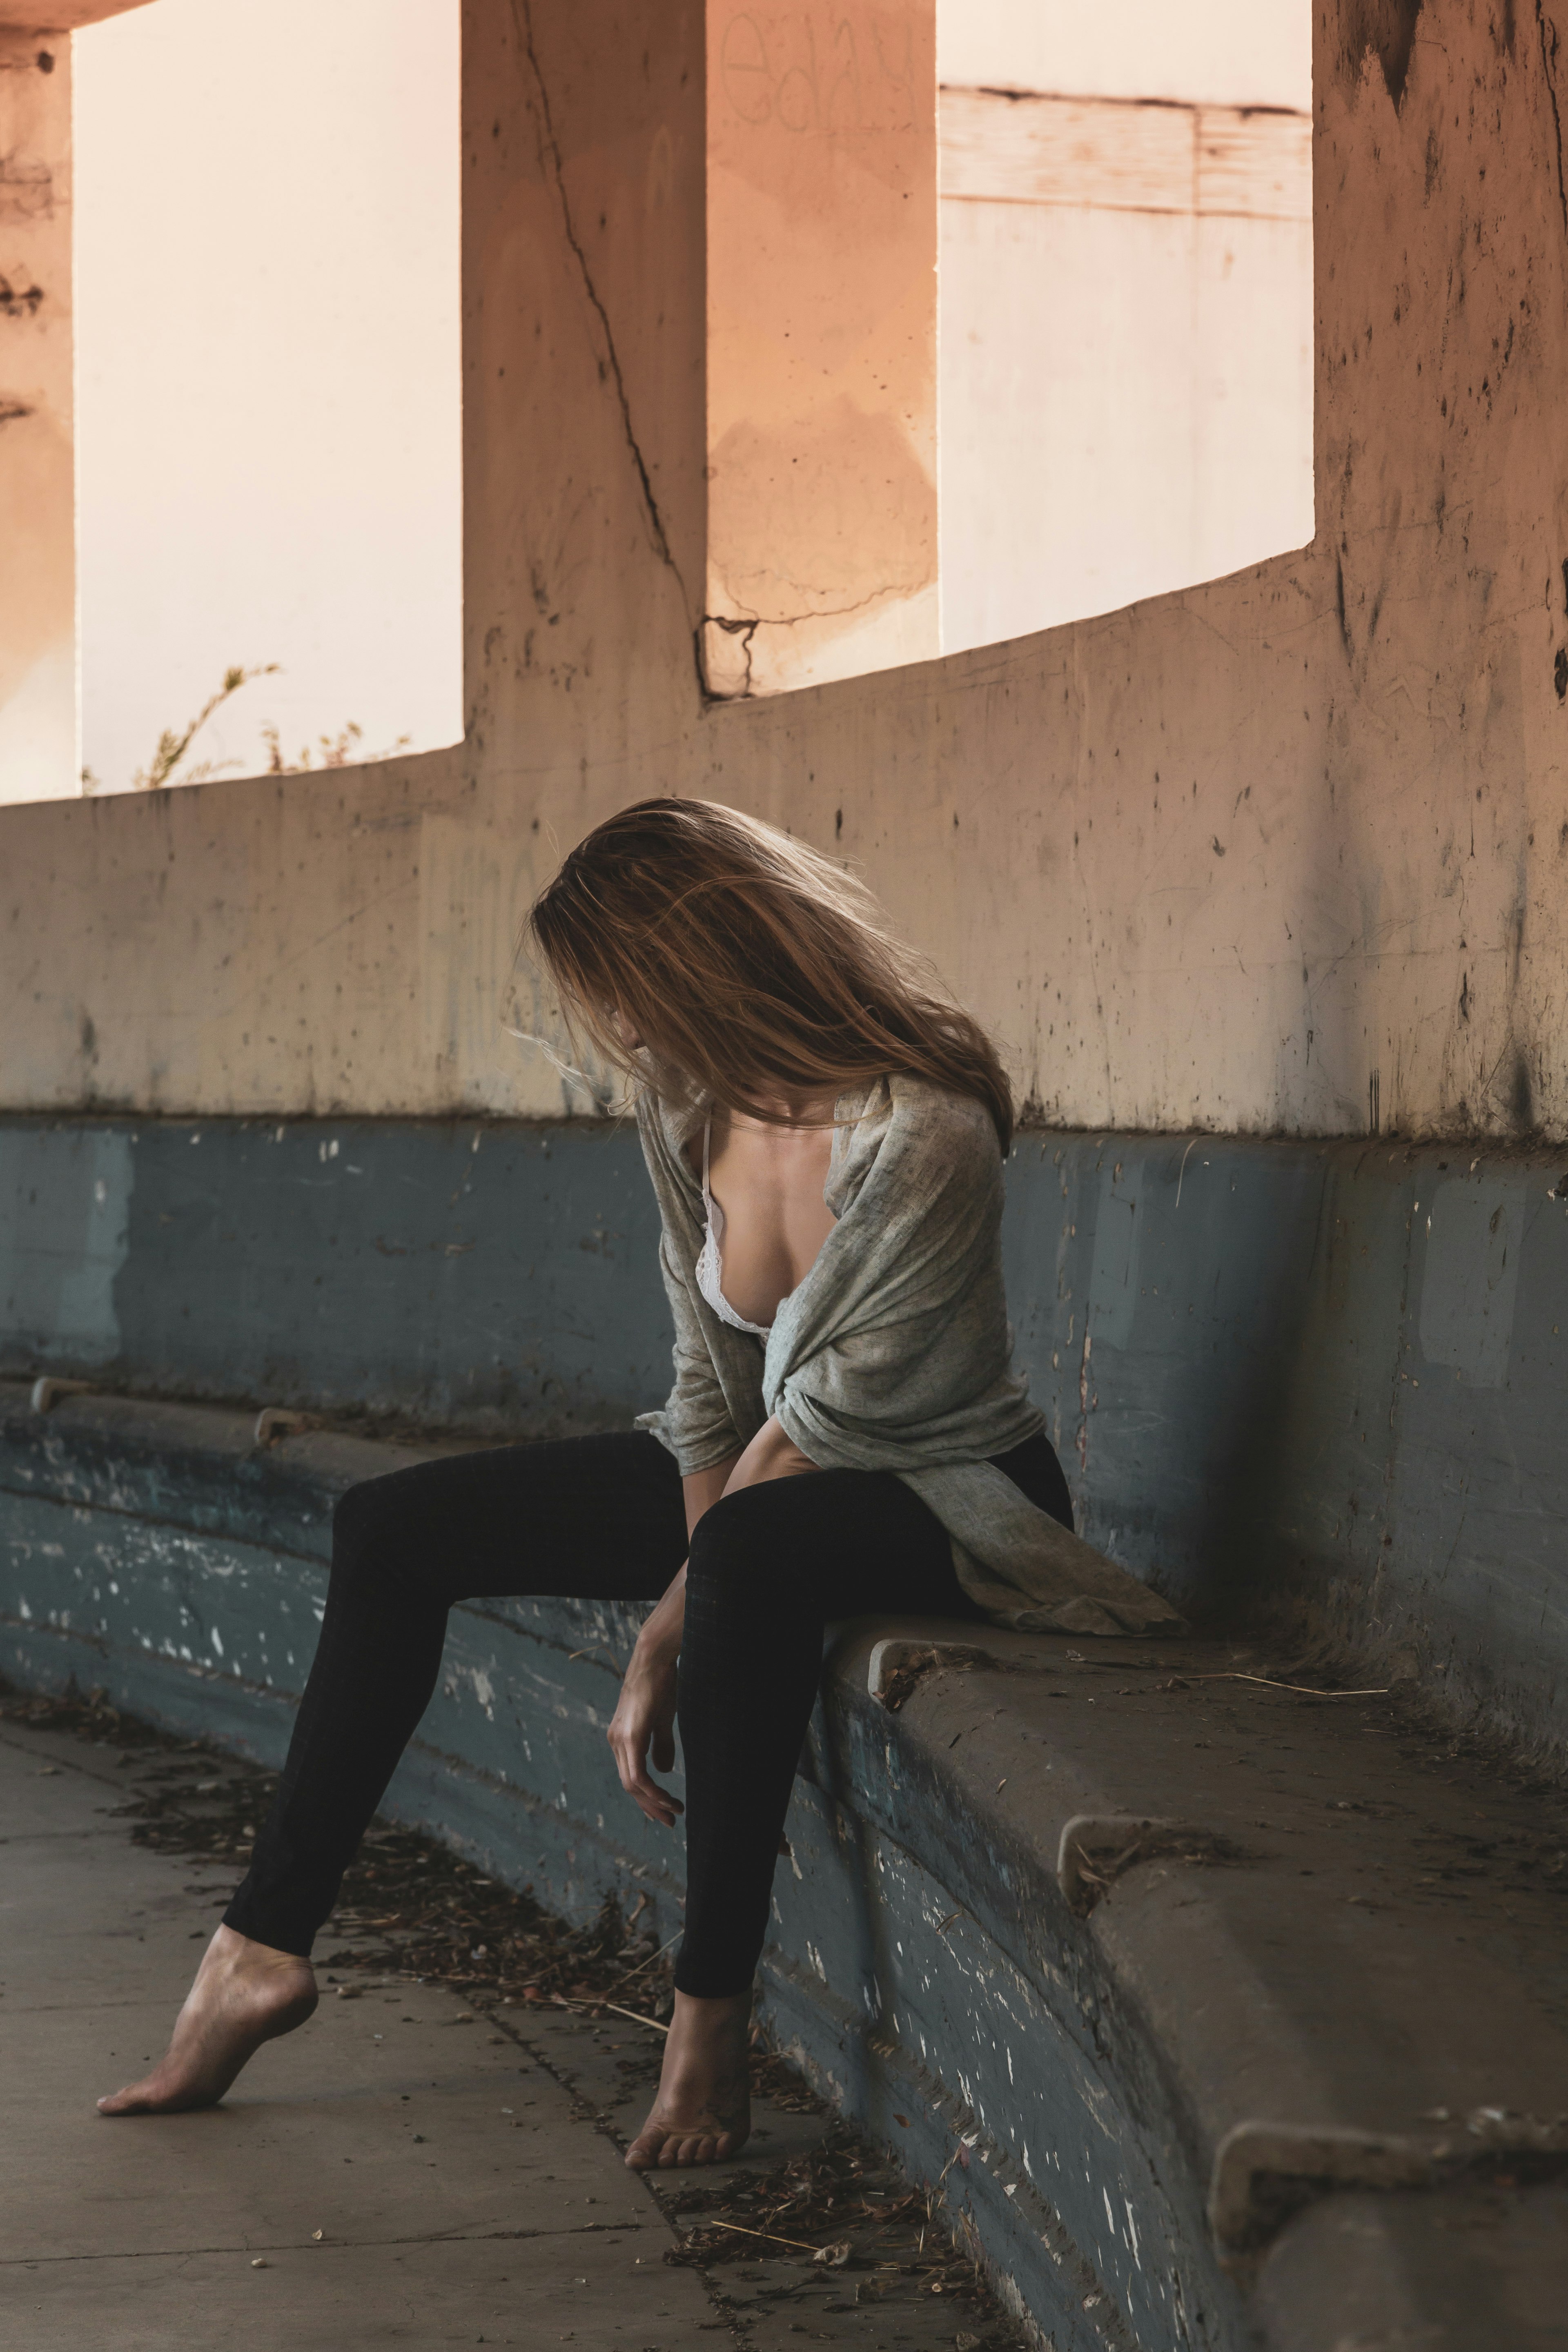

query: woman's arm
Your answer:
[607,1454,736,1826]
[722,1415,819,1493]
[607,1424,817,1824]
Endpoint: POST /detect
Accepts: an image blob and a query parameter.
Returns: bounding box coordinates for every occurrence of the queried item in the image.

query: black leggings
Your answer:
[225,1429,1071,1997]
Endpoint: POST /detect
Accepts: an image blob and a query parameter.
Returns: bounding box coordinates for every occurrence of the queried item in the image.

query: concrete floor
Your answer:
[0,1717,1006,2352]
[0,1716,731,2350]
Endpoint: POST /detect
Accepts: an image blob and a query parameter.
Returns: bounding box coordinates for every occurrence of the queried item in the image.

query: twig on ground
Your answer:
[602,2001,670,2034]
[606,1930,681,1992]
[1184,1673,1390,1697]
[705,2220,822,2253]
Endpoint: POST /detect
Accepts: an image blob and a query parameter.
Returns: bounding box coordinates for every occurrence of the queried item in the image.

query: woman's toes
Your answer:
[624,2123,666,2170]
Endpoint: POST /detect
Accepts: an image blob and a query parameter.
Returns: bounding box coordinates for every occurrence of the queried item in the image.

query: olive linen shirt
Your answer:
[634,1072,1184,1639]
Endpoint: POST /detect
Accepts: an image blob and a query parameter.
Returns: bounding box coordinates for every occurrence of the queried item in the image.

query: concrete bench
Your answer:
[2,1377,1566,2349]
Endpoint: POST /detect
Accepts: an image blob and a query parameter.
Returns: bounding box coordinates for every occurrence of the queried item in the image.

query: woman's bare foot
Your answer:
[97,1924,318,2115]
[625,1989,751,2170]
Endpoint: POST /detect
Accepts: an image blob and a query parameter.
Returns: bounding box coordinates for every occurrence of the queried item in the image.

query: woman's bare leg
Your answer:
[97,1926,317,2115]
[624,1990,751,2169]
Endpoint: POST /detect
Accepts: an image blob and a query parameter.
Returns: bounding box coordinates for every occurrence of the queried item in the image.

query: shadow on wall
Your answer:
[1004,1138,1332,1620]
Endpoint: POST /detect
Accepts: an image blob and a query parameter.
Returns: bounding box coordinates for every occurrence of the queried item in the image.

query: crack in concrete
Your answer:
[510,0,682,588]
[701,615,758,698]
[0,2218,656,2268]
[715,584,911,631]
[700,582,917,699]
[1538,0,1568,237]
[482,2007,752,2338]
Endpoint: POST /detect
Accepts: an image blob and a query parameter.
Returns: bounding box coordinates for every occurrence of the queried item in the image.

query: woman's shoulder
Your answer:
[635,1085,705,1152]
[634,1087,707,1204]
[886,1071,1000,1159]
[832,1072,1001,1207]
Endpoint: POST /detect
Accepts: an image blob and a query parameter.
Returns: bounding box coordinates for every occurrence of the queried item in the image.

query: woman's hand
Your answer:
[608,1568,687,1828]
[607,1434,812,1829]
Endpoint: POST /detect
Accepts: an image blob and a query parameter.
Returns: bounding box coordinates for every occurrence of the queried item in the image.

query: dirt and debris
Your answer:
[0,1678,673,2009]
[1,1677,1032,2348]
[654,2117,1019,2341]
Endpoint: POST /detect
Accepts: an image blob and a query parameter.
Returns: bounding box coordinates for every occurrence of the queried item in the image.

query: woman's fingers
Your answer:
[608,1718,683,1825]
[624,1750,683,1823]
[626,1764,683,1826]
[608,1653,683,1825]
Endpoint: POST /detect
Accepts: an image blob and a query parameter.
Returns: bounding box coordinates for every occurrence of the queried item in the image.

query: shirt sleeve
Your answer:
[636,1230,747,1475]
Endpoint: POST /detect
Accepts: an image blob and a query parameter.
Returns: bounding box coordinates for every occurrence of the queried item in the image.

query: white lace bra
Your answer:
[694,1116,775,1337]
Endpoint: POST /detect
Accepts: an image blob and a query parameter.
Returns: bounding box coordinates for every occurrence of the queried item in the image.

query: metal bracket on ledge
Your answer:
[29,1378,94,1415]
[1208,2110,1568,2251]
[253,1408,317,1447]
[867,1637,1005,1711]
[1057,1812,1251,1916]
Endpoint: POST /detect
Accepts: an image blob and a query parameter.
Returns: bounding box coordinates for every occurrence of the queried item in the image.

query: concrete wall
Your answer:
[704,0,940,696]
[6,1111,1566,1767]
[0,0,1565,1144]
[0,33,74,802]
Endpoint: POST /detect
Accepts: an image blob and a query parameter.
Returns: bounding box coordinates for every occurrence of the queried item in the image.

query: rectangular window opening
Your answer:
[0,0,463,808]
[703,0,1314,697]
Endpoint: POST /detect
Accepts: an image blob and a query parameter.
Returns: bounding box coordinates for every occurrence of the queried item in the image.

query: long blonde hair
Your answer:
[524,798,1013,1148]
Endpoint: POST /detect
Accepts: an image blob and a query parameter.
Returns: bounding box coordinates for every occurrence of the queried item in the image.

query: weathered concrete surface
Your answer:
[0,1704,1033,2352]
[704,0,940,696]
[5,1395,1568,2349]
[0,1719,717,2350]
[0,4,155,23]
[0,1114,667,1434]
[3,0,1567,1137]
[5,1114,1567,1764]
[0,32,74,804]
[937,87,1313,653]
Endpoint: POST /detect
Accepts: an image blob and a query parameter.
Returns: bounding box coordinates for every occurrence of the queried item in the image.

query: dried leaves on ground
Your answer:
[0,1679,670,2009]
[2,1679,1030,2348]
[657,2116,1003,2308]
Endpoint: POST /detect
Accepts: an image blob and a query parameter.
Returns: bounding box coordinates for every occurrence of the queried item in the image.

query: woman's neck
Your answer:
[726,1085,839,1132]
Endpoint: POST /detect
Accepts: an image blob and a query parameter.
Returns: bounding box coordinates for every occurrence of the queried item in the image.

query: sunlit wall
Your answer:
[937,0,1313,654]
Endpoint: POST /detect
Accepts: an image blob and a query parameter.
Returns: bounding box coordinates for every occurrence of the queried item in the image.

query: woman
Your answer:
[98,797,1127,2170]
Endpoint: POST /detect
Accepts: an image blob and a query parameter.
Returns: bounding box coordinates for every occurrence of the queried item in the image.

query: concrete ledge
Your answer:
[4,1379,1567,2349]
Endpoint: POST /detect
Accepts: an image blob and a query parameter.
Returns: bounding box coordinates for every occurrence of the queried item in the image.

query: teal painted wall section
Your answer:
[0,1124,133,1367]
[0,1116,667,1435]
[1007,1133,1568,1750]
[3,1111,1566,1754]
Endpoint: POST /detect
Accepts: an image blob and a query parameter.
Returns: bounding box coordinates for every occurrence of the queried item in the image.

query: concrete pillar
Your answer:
[0,31,74,799]
[0,3,153,805]
[703,0,938,699]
